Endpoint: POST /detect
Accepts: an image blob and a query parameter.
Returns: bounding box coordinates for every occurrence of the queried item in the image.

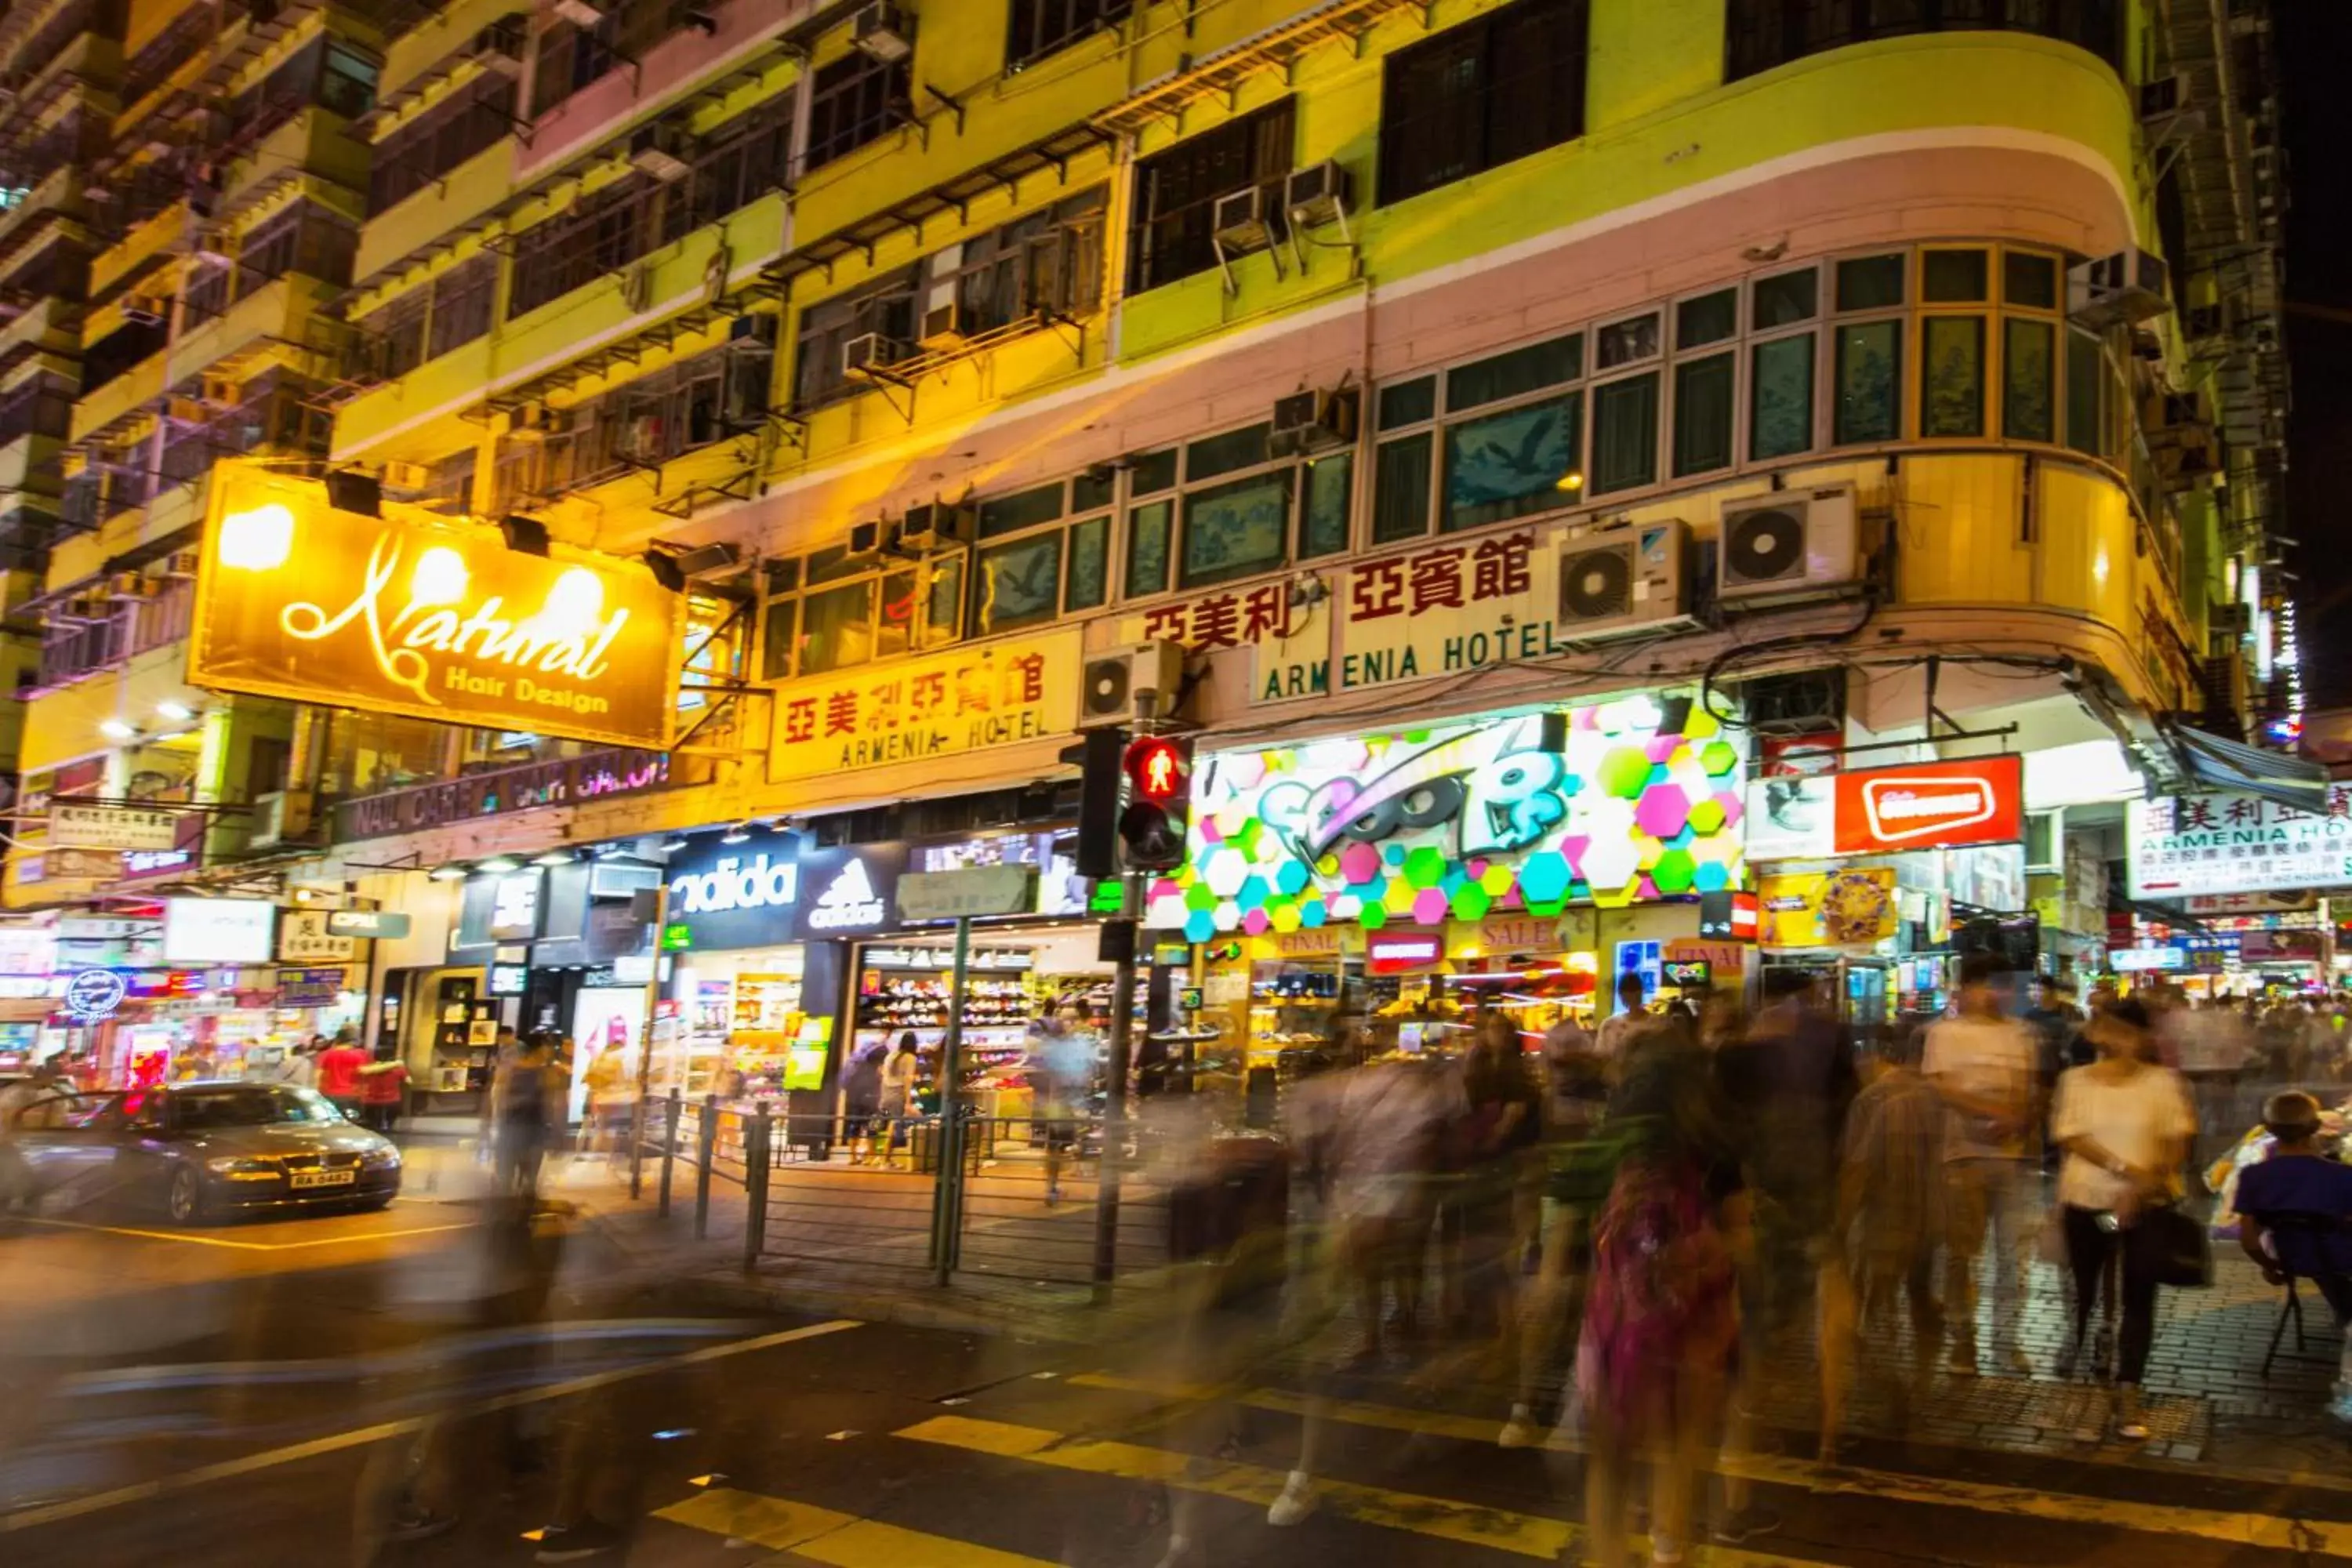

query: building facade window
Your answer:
[507,177,663,318]
[531,0,692,118]
[369,73,517,216]
[1725,0,2124,82]
[1007,0,1134,69]
[790,189,1106,408]
[1377,0,1588,206]
[1127,99,1294,294]
[804,48,912,174]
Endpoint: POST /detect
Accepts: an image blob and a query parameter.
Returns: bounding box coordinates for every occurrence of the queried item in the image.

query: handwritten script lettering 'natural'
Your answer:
[278,532,630,710]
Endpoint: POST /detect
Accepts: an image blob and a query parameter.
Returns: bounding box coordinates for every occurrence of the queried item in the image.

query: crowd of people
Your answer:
[1147,959,2352,1568]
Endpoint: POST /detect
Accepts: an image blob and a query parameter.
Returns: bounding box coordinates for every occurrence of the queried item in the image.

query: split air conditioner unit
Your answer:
[2067,249,2169,330]
[1715,487,1862,606]
[1556,518,1691,643]
[1269,386,1358,456]
[1080,641,1187,728]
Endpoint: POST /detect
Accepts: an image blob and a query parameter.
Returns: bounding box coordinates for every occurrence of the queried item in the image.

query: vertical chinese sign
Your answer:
[768,630,1082,782]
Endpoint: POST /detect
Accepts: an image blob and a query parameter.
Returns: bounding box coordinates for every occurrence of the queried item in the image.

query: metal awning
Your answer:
[1088,0,1425,137]
[2170,723,2331,813]
[760,122,1116,296]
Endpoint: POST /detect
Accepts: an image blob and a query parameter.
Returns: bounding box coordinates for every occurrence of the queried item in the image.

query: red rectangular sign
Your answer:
[1831,755,2024,856]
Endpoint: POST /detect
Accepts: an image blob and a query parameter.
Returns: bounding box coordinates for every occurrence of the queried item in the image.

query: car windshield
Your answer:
[172,1086,344,1130]
[9,1091,121,1131]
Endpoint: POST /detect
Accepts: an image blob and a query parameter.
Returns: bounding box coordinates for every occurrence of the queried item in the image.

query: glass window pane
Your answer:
[1130,448,1178,494]
[1676,289,1737,349]
[797,580,873,675]
[1125,499,1172,597]
[1300,452,1353,558]
[1373,432,1433,543]
[1835,254,1905,311]
[1596,314,1661,368]
[1590,373,1659,494]
[1377,376,1437,430]
[922,557,964,646]
[1921,315,1985,437]
[976,531,1065,633]
[2003,318,2055,443]
[977,482,1064,539]
[1070,469,1115,513]
[1833,321,1903,444]
[1751,268,1817,328]
[805,543,864,584]
[1922,249,1989,303]
[1185,423,1272,481]
[2066,328,2103,456]
[1181,470,1293,587]
[877,569,916,659]
[1446,332,1582,412]
[1065,514,1109,611]
[766,556,801,592]
[1751,336,1814,459]
[2004,251,2058,310]
[760,598,797,681]
[1671,352,1734,476]
[1442,392,1581,532]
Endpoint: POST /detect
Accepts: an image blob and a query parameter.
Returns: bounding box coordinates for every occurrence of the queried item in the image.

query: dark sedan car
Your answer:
[0,1080,402,1223]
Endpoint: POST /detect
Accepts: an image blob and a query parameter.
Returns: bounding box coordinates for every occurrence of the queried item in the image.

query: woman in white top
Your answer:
[877,1033,920,1170]
[2049,996,2197,1439]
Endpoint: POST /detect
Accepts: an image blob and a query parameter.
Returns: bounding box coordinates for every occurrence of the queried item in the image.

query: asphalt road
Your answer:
[5,1151,2352,1567]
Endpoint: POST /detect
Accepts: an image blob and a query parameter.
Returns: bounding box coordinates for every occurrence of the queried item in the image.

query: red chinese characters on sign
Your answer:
[1142,582,1296,649]
[771,632,1080,781]
[1352,532,1537,625]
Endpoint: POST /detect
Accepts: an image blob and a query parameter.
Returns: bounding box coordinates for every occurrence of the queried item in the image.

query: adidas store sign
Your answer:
[807,858,887,930]
[670,854,797,916]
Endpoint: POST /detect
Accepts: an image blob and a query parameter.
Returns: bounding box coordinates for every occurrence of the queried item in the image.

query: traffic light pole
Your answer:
[1091,874,1139,1297]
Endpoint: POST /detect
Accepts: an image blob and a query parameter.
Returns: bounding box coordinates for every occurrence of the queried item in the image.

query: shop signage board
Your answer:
[162,898,275,964]
[2241,929,2326,964]
[65,969,125,1020]
[897,866,1034,922]
[326,909,412,939]
[662,836,908,950]
[1746,756,2024,860]
[20,848,127,884]
[190,464,682,750]
[277,912,358,963]
[121,847,197,880]
[2127,784,2352,899]
[1756,867,1899,948]
[333,750,680,842]
[275,967,348,1007]
[1146,693,1746,942]
[769,629,1080,782]
[0,928,53,976]
[2184,890,2316,916]
[2112,945,2187,971]
[46,803,183,851]
[1367,932,1445,973]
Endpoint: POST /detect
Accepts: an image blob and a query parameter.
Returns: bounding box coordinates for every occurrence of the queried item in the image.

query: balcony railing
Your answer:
[31,578,195,691]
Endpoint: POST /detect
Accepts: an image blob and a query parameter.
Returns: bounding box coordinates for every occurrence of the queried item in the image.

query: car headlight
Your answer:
[205,1156,276,1178]
[360,1147,401,1171]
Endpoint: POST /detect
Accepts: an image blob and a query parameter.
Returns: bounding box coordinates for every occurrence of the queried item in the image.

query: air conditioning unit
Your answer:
[728,313,777,349]
[107,571,154,598]
[1555,518,1690,642]
[201,373,239,405]
[2067,249,2169,330]
[165,394,209,423]
[896,499,974,553]
[628,123,694,183]
[2145,389,2212,434]
[1284,160,1348,228]
[381,459,432,490]
[841,332,907,377]
[1080,641,1187,728]
[122,292,169,326]
[919,303,967,351]
[1212,187,1272,253]
[1716,487,1861,606]
[1269,386,1358,456]
[847,519,885,554]
[2140,73,2202,140]
[162,550,200,578]
[2182,299,2240,345]
[853,2,914,64]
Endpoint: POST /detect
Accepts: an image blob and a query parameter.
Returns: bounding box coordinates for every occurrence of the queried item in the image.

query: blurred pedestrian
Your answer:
[316,1027,372,1120]
[1442,1012,1539,1340]
[2051,998,2197,1439]
[1725,969,1857,1342]
[1576,1011,1747,1568]
[1819,1028,1944,1461]
[358,1051,409,1136]
[492,1032,564,1203]
[1594,971,1655,1066]
[1923,954,2037,1377]
[841,1045,883,1164]
[878,1033,920,1169]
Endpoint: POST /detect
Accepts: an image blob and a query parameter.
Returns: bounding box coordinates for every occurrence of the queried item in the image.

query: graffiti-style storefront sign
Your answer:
[769,630,1080,782]
[1145,695,1747,942]
[191,464,683,750]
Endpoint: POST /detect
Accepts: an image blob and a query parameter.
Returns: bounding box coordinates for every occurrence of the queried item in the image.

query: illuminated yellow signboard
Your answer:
[191,466,682,750]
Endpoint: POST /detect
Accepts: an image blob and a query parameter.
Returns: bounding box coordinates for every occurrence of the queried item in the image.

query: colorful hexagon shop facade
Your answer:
[1143,696,1747,942]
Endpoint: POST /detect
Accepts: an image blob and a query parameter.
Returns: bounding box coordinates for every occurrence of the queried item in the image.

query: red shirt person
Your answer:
[315,1033,372,1113]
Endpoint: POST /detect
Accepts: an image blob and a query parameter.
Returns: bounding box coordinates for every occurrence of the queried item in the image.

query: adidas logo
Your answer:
[807,857,887,930]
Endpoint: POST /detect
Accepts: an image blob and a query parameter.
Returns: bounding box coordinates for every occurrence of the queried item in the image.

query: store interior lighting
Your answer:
[658,837,690,853]
[474,855,521,873]
[531,848,578,866]
[427,863,469,881]
[97,717,138,740]
[720,822,751,844]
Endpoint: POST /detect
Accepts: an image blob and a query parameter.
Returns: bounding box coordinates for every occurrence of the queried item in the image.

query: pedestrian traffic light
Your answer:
[1118,734,1192,869]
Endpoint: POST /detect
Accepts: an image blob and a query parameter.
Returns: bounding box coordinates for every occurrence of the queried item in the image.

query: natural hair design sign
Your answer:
[190,465,681,749]
[1144,694,1748,942]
